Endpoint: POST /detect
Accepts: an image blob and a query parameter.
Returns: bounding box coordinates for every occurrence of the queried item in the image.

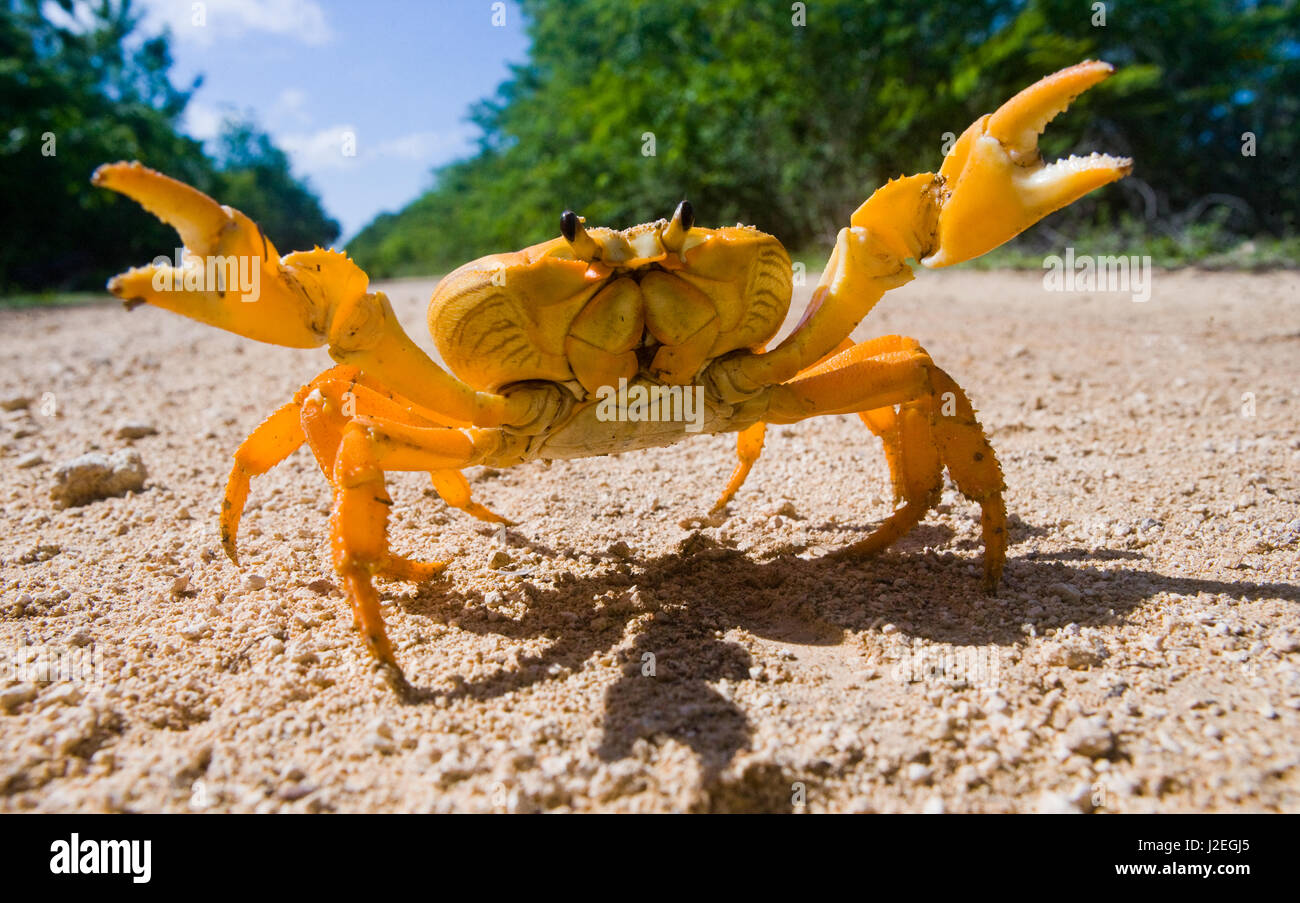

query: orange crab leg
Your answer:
[712,336,937,513]
[710,421,767,513]
[332,416,490,686]
[430,470,515,525]
[711,335,862,512]
[221,366,511,569]
[221,399,307,564]
[766,337,1006,588]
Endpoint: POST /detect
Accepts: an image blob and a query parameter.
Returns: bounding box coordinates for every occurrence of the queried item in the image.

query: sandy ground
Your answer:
[0,268,1297,813]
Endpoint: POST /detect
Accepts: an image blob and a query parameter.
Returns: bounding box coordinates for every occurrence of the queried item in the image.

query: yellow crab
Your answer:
[94,61,1131,692]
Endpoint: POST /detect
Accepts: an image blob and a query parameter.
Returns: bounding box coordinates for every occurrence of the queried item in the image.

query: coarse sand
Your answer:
[1,268,1297,812]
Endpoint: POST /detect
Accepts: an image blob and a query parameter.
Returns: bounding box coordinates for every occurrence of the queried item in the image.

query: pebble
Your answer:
[243,573,267,590]
[1047,582,1082,604]
[0,683,39,712]
[49,449,147,508]
[489,550,513,569]
[15,452,43,469]
[1063,716,1115,758]
[278,782,315,801]
[178,619,210,640]
[114,420,158,439]
[364,730,394,754]
[905,763,932,783]
[170,574,191,595]
[1043,639,1105,669]
[287,641,318,664]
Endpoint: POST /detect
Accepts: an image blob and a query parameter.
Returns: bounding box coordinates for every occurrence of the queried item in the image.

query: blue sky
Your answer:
[135,0,531,241]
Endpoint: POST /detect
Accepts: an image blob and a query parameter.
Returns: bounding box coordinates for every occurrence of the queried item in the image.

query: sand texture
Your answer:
[1,268,1298,812]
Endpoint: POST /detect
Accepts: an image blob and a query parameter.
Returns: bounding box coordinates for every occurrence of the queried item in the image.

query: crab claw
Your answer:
[95,161,512,427]
[921,60,1132,268]
[92,161,364,349]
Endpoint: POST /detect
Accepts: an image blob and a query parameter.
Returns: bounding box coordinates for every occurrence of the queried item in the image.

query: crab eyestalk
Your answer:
[560,209,601,259]
[661,199,695,252]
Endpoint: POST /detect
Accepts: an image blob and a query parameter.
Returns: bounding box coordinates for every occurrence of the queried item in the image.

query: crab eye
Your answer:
[675,200,694,232]
[560,210,579,242]
[662,200,695,252]
[560,210,601,258]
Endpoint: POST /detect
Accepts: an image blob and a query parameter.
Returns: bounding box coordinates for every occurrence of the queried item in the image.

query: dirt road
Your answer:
[1,268,1297,812]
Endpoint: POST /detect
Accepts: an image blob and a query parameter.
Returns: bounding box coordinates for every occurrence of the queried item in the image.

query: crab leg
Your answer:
[222,399,307,564]
[710,421,767,512]
[430,470,515,525]
[765,337,1006,588]
[222,367,511,565]
[93,162,523,428]
[707,61,1130,399]
[331,416,490,686]
[713,333,954,516]
[711,335,862,511]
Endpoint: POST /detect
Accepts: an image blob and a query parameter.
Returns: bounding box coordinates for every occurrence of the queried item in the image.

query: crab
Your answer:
[93,61,1131,693]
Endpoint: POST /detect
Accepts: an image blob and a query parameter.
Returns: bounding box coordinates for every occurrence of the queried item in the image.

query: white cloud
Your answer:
[137,0,333,46]
[277,124,361,173]
[276,124,476,176]
[371,127,476,161]
[272,88,311,127]
[182,99,225,142]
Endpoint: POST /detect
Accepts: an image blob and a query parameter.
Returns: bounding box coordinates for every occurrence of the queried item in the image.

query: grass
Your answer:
[0,290,111,310]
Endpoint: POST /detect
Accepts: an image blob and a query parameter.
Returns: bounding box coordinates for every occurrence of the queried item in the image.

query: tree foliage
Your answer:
[0,0,337,291]
[211,117,340,256]
[349,0,1298,277]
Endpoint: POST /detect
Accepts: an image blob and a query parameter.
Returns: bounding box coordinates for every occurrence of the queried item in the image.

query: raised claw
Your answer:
[95,161,513,428]
[93,161,247,257]
[93,160,364,349]
[922,60,1132,268]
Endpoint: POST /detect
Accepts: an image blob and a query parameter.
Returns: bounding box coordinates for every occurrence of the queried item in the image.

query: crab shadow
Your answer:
[394,526,1300,786]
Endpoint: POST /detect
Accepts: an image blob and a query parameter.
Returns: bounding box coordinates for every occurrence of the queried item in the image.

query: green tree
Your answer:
[349,0,1299,277]
[0,0,340,291]
[1,0,212,289]
[212,117,340,254]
